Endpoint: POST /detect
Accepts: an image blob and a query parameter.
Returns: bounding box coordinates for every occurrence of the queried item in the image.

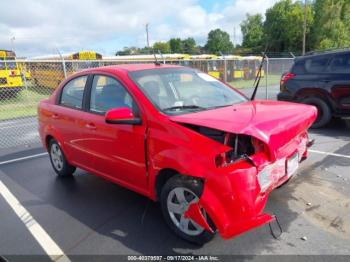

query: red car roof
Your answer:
[91,63,184,73]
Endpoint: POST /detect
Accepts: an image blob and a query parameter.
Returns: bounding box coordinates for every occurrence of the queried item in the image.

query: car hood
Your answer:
[169,100,317,159]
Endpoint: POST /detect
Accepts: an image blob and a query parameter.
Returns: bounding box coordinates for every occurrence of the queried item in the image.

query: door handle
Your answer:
[85,123,96,130]
[321,79,331,83]
[52,114,59,119]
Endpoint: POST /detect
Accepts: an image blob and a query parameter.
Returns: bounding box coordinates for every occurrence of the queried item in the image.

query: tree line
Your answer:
[241,0,350,54]
[115,29,233,56]
[116,0,350,56]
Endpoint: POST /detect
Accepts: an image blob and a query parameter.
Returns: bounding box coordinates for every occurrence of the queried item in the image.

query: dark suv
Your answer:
[278,50,350,128]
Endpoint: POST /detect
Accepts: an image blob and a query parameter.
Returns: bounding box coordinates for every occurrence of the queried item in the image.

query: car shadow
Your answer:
[309,118,350,139]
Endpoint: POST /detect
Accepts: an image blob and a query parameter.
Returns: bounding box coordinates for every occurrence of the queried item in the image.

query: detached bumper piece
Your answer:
[221,213,275,239]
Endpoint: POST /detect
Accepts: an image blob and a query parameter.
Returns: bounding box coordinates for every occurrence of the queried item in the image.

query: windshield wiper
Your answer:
[209,104,232,109]
[163,105,205,111]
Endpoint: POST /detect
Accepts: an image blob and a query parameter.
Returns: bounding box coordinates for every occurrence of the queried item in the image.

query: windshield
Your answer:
[129,68,247,114]
[6,61,17,70]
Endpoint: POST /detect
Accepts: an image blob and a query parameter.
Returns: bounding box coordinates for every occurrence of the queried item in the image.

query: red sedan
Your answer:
[38,64,317,244]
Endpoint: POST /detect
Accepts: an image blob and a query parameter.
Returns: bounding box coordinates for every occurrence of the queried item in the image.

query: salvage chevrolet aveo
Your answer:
[38,64,317,244]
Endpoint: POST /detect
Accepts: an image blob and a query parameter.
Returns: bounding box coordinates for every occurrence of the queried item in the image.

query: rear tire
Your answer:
[48,139,76,176]
[302,97,332,128]
[160,175,215,245]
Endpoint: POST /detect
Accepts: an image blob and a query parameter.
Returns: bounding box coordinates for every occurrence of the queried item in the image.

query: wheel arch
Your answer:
[295,88,335,112]
[154,168,204,201]
[45,134,54,149]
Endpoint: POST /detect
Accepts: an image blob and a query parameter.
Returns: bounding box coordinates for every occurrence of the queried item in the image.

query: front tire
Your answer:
[302,97,332,128]
[48,139,76,176]
[160,175,215,245]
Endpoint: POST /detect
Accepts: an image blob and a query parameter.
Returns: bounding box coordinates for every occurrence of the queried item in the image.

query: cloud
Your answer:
[0,0,279,57]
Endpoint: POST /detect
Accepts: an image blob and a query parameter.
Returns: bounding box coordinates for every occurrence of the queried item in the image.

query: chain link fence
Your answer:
[0,57,294,149]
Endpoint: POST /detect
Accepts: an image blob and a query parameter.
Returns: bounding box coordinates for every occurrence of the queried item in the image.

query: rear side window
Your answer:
[292,59,306,74]
[304,56,329,73]
[60,75,87,109]
[329,54,350,73]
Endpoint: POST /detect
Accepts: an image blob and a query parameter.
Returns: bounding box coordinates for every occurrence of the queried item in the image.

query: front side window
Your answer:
[60,75,87,109]
[90,75,134,114]
[129,68,247,115]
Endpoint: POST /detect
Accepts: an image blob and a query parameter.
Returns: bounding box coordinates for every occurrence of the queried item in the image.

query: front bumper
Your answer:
[188,133,309,239]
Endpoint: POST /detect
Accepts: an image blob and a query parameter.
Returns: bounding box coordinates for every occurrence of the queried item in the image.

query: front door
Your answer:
[80,74,148,191]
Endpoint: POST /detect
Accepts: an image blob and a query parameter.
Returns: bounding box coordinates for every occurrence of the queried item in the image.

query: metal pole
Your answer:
[56,48,67,79]
[10,37,15,53]
[265,56,269,100]
[22,69,29,94]
[146,23,150,48]
[302,0,307,55]
[233,26,236,48]
[224,58,227,83]
[220,51,227,82]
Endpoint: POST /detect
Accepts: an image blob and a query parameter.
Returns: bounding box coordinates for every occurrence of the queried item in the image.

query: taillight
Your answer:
[280,72,295,87]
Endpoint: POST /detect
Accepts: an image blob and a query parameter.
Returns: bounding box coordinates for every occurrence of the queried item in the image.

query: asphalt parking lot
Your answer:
[0,86,349,260]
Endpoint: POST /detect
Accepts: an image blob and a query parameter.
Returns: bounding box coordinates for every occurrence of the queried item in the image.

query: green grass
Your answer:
[0,88,50,121]
[228,74,281,89]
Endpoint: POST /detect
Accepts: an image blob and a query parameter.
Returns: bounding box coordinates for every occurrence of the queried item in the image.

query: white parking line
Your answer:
[0,152,48,166]
[0,180,70,261]
[309,149,350,159]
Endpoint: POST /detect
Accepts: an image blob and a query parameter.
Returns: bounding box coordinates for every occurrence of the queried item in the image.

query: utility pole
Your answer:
[145,23,150,48]
[10,36,16,53]
[302,0,307,55]
[233,26,236,48]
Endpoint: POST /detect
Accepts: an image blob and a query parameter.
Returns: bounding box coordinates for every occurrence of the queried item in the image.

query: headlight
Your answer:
[258,166,272,192]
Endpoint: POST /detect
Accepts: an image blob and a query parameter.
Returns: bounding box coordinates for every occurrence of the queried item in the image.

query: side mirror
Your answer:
[105,107,142,125]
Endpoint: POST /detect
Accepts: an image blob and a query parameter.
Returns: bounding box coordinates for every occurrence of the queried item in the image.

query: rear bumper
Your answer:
[277,91,294,102]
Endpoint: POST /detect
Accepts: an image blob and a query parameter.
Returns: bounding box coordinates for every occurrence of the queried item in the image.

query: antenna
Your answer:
[250,45,268,100]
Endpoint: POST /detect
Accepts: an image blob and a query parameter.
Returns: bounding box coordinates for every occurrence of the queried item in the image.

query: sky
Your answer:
[0,0,280,57]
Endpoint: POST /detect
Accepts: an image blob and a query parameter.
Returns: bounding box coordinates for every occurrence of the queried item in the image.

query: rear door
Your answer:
[52,75,93,168]
[326,53,350,111]
[80,74,148,191]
